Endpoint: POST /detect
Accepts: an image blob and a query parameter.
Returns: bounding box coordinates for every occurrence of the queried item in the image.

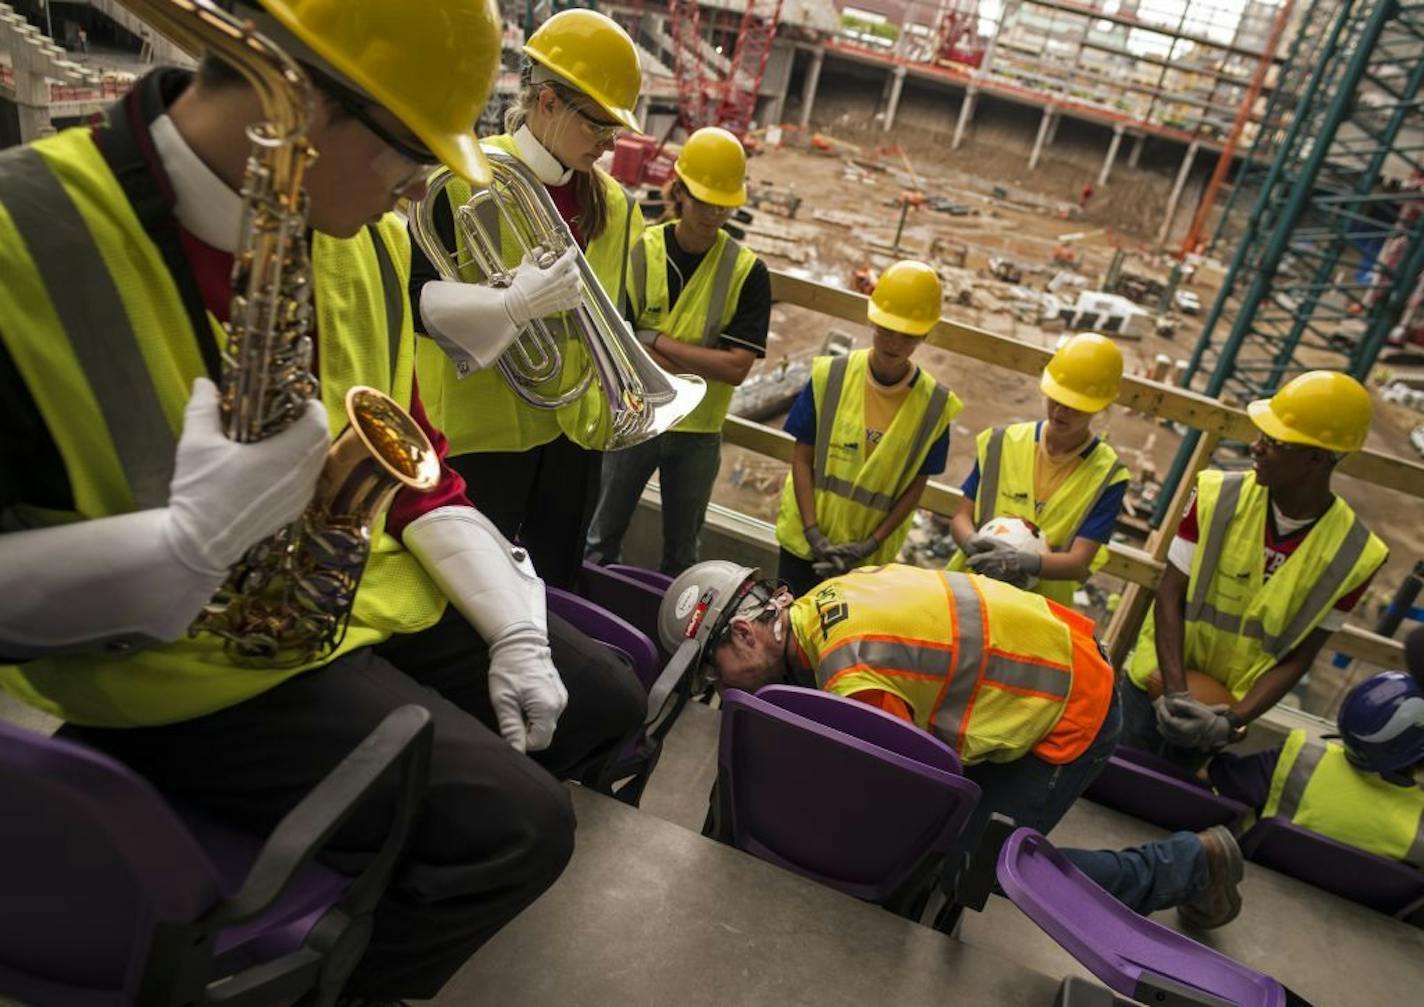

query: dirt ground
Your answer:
[702,141,1424,721]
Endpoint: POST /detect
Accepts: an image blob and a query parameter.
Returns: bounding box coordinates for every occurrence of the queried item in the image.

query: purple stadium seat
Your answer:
[996,828,1288,1007]
[548,586,660,691]
[580,561,670,662]
[714,687,981,907]
[756,684,963,773]
[1084,746,1250,832]
[605,563,675,591]
[0,707,431,1007]
[1238,817,1424,919]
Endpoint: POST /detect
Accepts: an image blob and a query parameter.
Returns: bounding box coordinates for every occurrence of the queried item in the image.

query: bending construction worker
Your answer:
[948,332,1128,603]
[774,260,963,597]
[410,8,647,589]
[0,1,642,999]
[658,562,1120,846]
[1064,664,1424,929]
[1126,371,1388,764]
[585,126,771,574]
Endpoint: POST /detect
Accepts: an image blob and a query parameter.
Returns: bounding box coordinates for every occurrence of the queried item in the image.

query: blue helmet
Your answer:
[1339,672,1424,777]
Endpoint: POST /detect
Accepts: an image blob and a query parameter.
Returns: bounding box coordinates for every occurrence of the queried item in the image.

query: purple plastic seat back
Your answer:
[756,684,963,773]
[1085,746,1250,832]
[1239,817,1424,917]
[548,586,661,691]
[606,563,675,591]
[0,719,349,1006]
[579,561,670,663]
[718,687,981,903]
[996,828,1287,1007]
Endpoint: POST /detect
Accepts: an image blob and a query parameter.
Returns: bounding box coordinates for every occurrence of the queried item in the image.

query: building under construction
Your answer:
[1,1,1423,1005]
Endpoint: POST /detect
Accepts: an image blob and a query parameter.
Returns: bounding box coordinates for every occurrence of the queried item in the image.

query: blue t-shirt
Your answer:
[959,421,1126,543]
[784,370,950,477]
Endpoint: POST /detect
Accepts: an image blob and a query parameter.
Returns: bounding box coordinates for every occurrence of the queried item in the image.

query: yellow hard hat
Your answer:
[1247,370,1372,453]
[1040,333,1123,413]
[259,0,501,185]
[675,127,748,207]
[868,260,942,336]
[524,9,643,133]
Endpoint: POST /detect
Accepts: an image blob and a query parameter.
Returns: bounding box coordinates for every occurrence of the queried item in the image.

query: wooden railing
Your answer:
[716,271,1421,670]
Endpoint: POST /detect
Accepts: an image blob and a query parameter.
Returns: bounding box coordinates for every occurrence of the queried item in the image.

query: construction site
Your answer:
[3,0,1423,719]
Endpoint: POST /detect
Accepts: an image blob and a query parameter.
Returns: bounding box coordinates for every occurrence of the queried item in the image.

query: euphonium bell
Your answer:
[409,148,705,450]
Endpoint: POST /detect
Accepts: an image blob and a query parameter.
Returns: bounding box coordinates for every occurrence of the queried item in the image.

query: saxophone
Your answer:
[123,0,440,665]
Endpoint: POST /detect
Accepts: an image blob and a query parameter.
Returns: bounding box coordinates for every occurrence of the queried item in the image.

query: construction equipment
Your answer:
[850,265,878,296]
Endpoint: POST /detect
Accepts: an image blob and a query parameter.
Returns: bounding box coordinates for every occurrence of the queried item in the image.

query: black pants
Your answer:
[62,608,646,1000]
[449,435,603,590]
[778,547,825,599]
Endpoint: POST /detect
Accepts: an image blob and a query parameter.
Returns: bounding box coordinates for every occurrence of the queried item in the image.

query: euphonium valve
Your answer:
[410,149,705,450]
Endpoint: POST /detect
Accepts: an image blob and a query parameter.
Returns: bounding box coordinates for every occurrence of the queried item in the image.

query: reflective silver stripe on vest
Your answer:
[812,354,848,491]
[1185,473,1245,620]
[1069,457,1127,544]
[366,225,403,384]
[629,236,647,315]
[932,572,989,743]
[813,359,945,514]
[1186,475,1373,659]
[702,237,744,345]
[0,146,177,508]
[976,426,1007,522]
[894,382,950,494]
[817,637,952,684]
[984,655,1071,698]
[1276,739,1328,820]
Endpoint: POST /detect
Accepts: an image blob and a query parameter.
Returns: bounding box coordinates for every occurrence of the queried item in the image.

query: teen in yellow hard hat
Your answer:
[586,126,768,574]
[0,0,628,1001]
[409,7,650,591]
[774,260,963,596]
[948,332,1128,605]
[1123,368,1386,770]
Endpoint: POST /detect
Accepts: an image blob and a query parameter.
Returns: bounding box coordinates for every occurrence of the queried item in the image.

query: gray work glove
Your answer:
[966,546,1042,588]
[813,536,879,579]
[963,531,1011,557]
[804,525,836,561]
[1153,691,1206,747]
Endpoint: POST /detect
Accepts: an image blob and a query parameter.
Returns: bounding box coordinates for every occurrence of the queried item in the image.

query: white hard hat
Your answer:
[658,560,760,662]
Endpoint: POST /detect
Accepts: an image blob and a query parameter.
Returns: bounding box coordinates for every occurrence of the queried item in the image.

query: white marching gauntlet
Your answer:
[503,247,582,326]
[404,506,568,752]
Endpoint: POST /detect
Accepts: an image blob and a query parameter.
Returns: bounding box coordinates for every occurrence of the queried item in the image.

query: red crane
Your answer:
[669,0,784,137]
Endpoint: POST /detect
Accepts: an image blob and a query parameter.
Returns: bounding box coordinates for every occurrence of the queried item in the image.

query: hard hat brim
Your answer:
[522,46,645,134]
[866,302,936,337]
[1247,398,1356,451]
[1041,369,1113,413]
[675,168,747,207]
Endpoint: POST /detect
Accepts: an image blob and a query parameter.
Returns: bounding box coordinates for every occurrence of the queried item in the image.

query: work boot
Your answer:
[1177,825,1243,930]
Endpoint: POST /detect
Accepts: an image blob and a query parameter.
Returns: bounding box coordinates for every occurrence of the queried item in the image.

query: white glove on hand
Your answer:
[167,377,329,575]
[404,506,568,752]
[502,247,582,327]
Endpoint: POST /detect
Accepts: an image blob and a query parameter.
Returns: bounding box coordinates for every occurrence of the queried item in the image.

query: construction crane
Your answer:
[669,0,784,138]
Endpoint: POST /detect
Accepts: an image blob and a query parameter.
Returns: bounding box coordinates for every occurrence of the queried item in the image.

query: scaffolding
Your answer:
[1157,0,1424,521]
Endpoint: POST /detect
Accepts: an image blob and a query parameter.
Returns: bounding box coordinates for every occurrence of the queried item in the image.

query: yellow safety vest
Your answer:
[413,132,644,452]
[0,126,445,727]
[775,349,962,567]
[947,421,1127,605]
[788,565,1112,765]
[628,221,758,433]
[1261,730,1424,866]
[1128,469,1387,700]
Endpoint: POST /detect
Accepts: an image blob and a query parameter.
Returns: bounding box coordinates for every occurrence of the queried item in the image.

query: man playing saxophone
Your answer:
[0,1,642,1001]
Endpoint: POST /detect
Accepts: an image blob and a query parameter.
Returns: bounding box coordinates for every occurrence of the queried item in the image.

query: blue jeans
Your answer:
[959,682,1124,852]
[585,430,723,575]
[1062,832,1209,913]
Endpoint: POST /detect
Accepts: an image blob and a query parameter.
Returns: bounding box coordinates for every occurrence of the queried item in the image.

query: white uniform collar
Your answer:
[514,124,574,186]
[149,114,244,253]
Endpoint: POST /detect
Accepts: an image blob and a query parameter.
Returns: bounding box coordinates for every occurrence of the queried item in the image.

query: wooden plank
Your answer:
[768,271,1424,498]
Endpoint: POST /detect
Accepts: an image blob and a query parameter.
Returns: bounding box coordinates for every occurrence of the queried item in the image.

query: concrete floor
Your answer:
[431,699,1424,1006]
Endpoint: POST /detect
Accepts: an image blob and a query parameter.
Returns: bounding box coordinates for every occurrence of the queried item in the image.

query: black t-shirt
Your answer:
[657,225,771,358]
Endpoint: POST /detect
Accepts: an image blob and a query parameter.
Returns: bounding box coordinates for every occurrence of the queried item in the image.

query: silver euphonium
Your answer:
[409,147,705,450]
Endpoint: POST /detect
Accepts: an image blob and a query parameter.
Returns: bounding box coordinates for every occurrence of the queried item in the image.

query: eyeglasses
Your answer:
[1257,433,1305,453]
[554,91,624,142]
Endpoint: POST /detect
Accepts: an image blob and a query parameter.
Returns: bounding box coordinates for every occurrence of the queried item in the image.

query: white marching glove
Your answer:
[417,248,583,377]
[167,377,329,575]
[503,247,583,327]
[0,378,328,657]
[404,506,568,752]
